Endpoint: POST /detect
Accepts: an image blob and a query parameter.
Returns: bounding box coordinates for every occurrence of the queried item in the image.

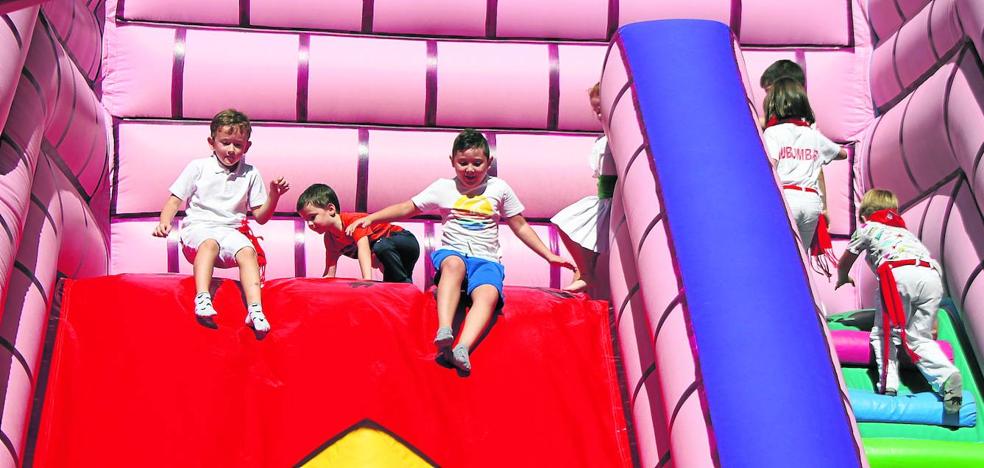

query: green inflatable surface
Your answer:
[828,308,984,464]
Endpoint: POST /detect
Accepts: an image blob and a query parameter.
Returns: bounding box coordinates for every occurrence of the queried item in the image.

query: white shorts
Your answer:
[180,225,254,268]
[784,189,823,249]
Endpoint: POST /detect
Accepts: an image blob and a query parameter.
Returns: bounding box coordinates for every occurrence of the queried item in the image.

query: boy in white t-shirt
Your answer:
[836,189,962,413]
[348,129,575,373]
[152,109,290,333]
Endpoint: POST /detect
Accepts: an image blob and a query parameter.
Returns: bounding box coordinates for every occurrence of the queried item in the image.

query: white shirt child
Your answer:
[764,123,842,191]
[411,176,524,263]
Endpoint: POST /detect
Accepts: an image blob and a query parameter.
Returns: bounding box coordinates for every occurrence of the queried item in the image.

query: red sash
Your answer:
[876,259,931,392]
[809,215,837,278]
[765,117,811,128]
[237,219,267,282]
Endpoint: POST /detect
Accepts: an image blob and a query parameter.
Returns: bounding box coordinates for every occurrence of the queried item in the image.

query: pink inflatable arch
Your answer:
[0,0,982,466]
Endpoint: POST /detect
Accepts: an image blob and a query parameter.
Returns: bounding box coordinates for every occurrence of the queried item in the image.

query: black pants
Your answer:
[370,230,420,283]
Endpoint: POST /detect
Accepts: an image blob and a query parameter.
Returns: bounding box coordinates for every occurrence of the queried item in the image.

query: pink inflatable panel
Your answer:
[832,329,954,366]
[116,0,853,45]
[741,48,873,143]
[100,22,870,132]
[869,0,965,110]
[0,6,37,136]
[41,0,102,82]
[868,0,930,42]
[114,121,600,220]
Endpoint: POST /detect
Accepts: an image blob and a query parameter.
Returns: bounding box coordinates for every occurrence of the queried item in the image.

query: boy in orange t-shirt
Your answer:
[297,183,419,282]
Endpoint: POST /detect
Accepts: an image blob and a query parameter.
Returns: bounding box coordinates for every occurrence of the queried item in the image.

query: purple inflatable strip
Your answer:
[425,40,437,126]
[296,34,310,122]
[890,32,905,91]
[110,117,121,216]
[547,43,560,130]
[730,0,742,39]
[794,49,807,87]
[52,64,78,149]
[294,219,305,277]
[356,128,369,212]
[20,69,46,116]
[891,0,906,23]
[606,0,618,40]
[361,0,373,33]
[614,282,639,324]
[485,0,497,38]
[938,177,964,293]
[845,0,855,48]
[636,214,663,255]
[167,217,180,273]
[486,131,497,176]
[115,0,125,21]
[927,0,941,60]
[171,28,187,119]
[897,92,923,190]
[548,226,560,289]
[424,221,436,288]
[239,0,249,26]
[942,46,970,166]
[2,14,21,48]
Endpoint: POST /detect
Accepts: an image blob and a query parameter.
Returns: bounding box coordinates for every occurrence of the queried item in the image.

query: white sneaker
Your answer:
[245,310,270,333]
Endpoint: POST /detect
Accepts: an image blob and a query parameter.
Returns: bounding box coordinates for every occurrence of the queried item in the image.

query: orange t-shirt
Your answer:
[326,212,405,259]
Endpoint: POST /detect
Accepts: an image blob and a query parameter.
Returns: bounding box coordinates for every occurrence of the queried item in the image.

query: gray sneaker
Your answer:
[451,344,471,373]
[942,373,963,414]
[434,327,453,350]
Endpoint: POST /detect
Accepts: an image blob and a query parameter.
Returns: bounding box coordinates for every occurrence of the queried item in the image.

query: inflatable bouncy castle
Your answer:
[0,0,982,466]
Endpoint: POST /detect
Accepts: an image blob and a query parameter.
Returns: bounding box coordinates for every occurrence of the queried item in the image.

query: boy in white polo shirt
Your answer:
[153,109,289,333]
[347,129,575,373]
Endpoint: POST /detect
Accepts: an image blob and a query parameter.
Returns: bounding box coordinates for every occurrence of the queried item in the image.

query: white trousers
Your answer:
[784,189,822,251]
[870,265,958,393]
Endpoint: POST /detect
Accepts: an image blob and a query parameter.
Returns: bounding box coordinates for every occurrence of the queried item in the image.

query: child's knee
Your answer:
[471,284,500,304]
[440,256,466,275]
[372,239,394,255]
[198,239,220,253]
[236,246,257,262]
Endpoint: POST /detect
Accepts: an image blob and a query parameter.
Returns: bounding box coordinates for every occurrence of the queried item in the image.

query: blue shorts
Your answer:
[431,249,505,300]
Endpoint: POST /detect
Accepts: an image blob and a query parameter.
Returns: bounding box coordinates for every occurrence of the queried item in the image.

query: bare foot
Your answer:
[563,279,589,293]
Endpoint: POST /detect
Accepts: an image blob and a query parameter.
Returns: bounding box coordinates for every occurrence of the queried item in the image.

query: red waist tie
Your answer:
[875,259,932,392]
[810,215,836,278]
[237,219,267,282]
[782,184,819,194]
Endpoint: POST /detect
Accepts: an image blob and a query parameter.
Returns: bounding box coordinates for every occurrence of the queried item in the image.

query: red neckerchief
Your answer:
[809,216,837,278]
[237,219,267,283]
[765,117,811,128]
[867,209,906,228]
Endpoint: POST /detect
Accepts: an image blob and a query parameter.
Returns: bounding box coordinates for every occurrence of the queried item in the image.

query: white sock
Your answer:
[195,292,216,317]
[246,303,270,332]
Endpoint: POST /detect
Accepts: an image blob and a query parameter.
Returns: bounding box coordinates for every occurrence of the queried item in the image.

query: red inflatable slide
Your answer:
[31,276,631,467]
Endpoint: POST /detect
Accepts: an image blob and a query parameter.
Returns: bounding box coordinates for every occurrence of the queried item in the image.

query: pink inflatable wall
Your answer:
[0,0,109,465]
[0,0,982,466]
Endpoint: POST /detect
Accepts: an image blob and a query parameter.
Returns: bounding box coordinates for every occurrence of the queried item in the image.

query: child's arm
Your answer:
[506,214,576,271]
[346,200,420,236]
[835,250,859,289]
[323,238,339,278]
[252,177,290,224]
[355,236,373,280]
[152,195,183,237]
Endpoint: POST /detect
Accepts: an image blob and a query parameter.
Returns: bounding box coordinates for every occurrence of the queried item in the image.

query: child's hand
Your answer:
[269,177,290,197]
[834,275,854,290]
[822,210,830,224]
[345,217,371,236]
[152,223,171,238]
[546,253,577,271]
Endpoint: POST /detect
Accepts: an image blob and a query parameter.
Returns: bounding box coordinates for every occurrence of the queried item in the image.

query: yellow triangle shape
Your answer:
[301,427,433,468]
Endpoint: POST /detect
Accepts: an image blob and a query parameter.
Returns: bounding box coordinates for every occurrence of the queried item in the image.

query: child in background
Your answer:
[347,129,575,373]
[297,183,419,283]
[762,78,847,265]
[153,109,289,333]
[551,82,616,293]
[836,189,962,413]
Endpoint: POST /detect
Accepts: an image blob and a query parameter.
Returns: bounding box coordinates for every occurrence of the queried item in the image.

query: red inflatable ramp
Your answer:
[32,275,631,467]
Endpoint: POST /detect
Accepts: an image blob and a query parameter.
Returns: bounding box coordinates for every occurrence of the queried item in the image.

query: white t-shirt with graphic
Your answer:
[168,155,268,230]
[847,221,941,273]
[763,123,842,191]
[411,176,525,262]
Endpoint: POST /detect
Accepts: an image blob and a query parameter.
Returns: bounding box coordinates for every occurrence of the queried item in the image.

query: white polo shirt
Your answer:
[169,155,268,230]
